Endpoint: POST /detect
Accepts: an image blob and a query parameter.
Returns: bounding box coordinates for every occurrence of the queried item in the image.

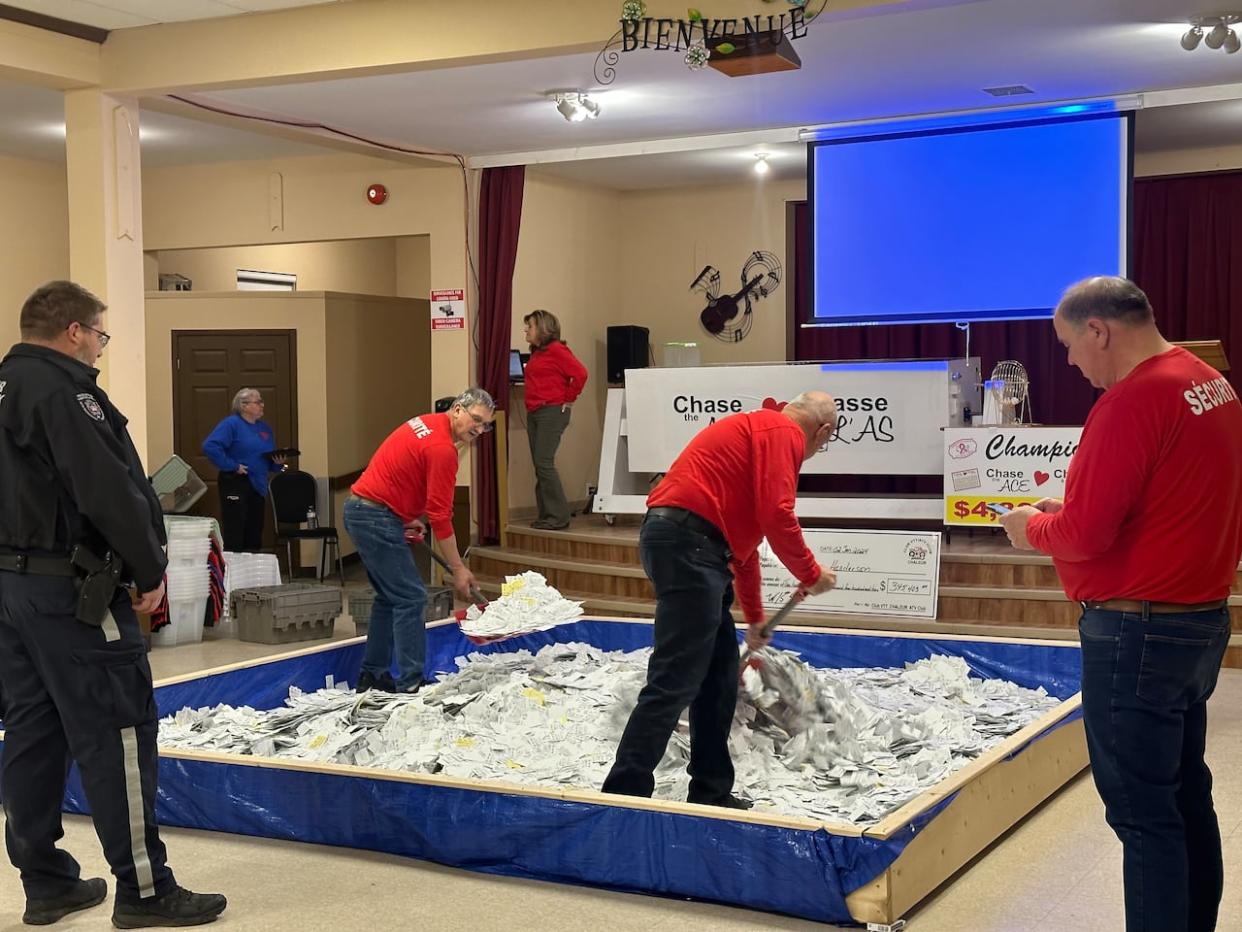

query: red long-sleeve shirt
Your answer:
[351,412,460,539]
[648,409,820,623]
[524,340,588,413]
[1027,347,1242,602]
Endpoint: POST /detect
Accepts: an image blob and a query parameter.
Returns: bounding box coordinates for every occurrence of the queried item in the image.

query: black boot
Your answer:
[356,670,397,693]
[23,877,107,925]
[111,885,227,929]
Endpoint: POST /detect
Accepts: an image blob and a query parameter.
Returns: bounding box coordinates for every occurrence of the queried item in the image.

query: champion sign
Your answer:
[943,426,1083,526]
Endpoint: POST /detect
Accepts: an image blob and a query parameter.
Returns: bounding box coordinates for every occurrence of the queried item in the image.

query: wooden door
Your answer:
[171,330,298,550]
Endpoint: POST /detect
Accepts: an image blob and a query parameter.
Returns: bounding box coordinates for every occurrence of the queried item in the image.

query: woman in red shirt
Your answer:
[522,309,588,530]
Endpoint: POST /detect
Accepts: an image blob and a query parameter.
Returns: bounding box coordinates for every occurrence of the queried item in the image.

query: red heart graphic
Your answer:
[1034,470,1050,486]
[761,397,788,412]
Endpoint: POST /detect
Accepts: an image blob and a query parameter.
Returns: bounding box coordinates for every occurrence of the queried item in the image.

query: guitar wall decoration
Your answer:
[691,250,782,343]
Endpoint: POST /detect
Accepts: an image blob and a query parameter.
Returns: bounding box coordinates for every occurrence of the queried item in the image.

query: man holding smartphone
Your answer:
[999,277,1242,932]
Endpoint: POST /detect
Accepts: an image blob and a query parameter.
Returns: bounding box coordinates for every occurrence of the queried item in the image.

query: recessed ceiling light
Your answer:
[753,153,770,176]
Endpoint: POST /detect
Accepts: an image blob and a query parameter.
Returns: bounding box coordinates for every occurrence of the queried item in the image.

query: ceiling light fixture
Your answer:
[753,153,770,176]
[1182,14,1240,53]
[546,90,601,123]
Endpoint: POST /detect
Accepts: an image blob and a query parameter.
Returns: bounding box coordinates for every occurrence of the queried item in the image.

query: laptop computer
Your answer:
[509,349,527,383]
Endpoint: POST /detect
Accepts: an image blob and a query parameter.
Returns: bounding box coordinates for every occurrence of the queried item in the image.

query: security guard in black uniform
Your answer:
[0,281,227,927]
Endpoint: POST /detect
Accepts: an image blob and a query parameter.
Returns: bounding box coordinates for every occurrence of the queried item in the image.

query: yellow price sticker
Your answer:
[945,495,1041,525]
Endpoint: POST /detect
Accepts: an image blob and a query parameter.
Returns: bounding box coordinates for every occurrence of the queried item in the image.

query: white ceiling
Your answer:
[0,0,1240,188]
[198,0,1241,161]
[0,79,341,165]
[1,0,339,30]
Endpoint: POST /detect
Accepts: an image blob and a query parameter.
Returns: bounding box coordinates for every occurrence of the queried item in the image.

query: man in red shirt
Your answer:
[1000,277,1242,932]
[602,391,837,808]
[345,388,494,693]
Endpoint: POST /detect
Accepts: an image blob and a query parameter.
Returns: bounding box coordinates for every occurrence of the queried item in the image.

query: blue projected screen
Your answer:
[809,113,1130,326]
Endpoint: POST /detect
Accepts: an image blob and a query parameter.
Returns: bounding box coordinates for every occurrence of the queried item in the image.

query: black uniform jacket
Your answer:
[0,343,167,592]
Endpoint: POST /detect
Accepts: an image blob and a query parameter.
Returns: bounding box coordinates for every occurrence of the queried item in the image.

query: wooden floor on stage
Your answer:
[469,515,1242,666]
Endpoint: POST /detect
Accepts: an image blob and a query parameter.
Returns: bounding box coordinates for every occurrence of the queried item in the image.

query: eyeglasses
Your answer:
[245,399,265,406]
[77,322,110,348]
[462,410,495,433]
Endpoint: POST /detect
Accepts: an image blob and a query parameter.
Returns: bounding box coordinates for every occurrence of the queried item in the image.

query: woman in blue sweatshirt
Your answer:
[203,388,285,551]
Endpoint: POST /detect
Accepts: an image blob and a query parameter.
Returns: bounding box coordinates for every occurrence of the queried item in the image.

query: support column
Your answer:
[64,88,149,464]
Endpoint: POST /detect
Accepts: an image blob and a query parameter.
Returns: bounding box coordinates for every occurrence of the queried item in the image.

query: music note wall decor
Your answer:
[690,251,782,344]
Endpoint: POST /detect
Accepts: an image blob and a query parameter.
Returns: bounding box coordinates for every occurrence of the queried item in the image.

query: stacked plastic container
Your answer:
[214,552,283,638]
[151,517,214,647]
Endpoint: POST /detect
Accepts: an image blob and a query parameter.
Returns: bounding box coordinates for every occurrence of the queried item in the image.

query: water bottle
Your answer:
[306,506,317,528]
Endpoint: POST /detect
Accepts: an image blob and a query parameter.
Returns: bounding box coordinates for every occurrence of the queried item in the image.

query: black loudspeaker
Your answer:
[607,325,650,384]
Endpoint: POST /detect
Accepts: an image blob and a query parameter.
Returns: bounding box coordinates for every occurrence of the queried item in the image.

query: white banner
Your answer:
[760,529,941,619]
[624,362,961,475]
[943,426,1082,525]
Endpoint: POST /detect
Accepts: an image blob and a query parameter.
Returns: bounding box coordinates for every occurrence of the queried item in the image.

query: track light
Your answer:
[753,153,770,176]
[1182,14,1241,52]
[546,90,601,123]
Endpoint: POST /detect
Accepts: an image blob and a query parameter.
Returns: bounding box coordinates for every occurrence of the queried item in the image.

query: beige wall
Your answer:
[145,291,330,562]
[145,289,329,491]
[1135,144,1242,177]
[618,177,805,367]
[154,239,399,295]
[324,293,428,475]
[509,172,624,514]
[0,155,69,342]
[506,173,806,515]
[324,292,430,552]
[395,235,431,299]
[141,154,468,404]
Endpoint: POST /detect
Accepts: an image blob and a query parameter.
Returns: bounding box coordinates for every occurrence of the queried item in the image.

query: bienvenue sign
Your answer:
[623,362,956,475]
[620,9,808,52]
[759,529,942,619]
[943,426,1083,525]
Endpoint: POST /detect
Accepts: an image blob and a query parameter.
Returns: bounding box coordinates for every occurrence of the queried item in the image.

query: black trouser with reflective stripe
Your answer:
[0,573,175,902]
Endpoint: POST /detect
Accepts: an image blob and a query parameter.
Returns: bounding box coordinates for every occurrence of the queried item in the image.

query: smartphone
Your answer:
[987,503,1011,516]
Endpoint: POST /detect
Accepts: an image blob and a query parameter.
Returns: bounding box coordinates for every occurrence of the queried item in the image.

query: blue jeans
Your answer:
[343,497,428,690]
[602,512,738,803]
[1078,606,1231,932]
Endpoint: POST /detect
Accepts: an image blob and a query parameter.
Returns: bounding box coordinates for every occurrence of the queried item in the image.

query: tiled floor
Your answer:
[3,628,1242,930]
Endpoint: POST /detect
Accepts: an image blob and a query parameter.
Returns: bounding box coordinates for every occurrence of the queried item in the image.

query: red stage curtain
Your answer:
[1133,170,1242,397]
[475,166,525,544]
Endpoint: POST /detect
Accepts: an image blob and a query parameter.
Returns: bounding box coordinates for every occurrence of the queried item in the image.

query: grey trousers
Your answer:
[527,404,572,527]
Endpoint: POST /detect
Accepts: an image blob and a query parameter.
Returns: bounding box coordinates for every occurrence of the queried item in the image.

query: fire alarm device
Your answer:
[366,184,388,205]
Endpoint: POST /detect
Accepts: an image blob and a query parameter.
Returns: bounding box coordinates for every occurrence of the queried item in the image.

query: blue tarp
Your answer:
[44,620,1080,925]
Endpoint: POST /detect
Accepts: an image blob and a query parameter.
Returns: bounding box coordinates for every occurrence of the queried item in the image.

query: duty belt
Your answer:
[1079,598,1228,615]
[0,553,78,577]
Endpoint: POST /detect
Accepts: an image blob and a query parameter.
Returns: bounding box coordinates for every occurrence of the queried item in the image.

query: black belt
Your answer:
[0,553,77,577]
[646,507,729,551]
[1080,598,1228,615]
